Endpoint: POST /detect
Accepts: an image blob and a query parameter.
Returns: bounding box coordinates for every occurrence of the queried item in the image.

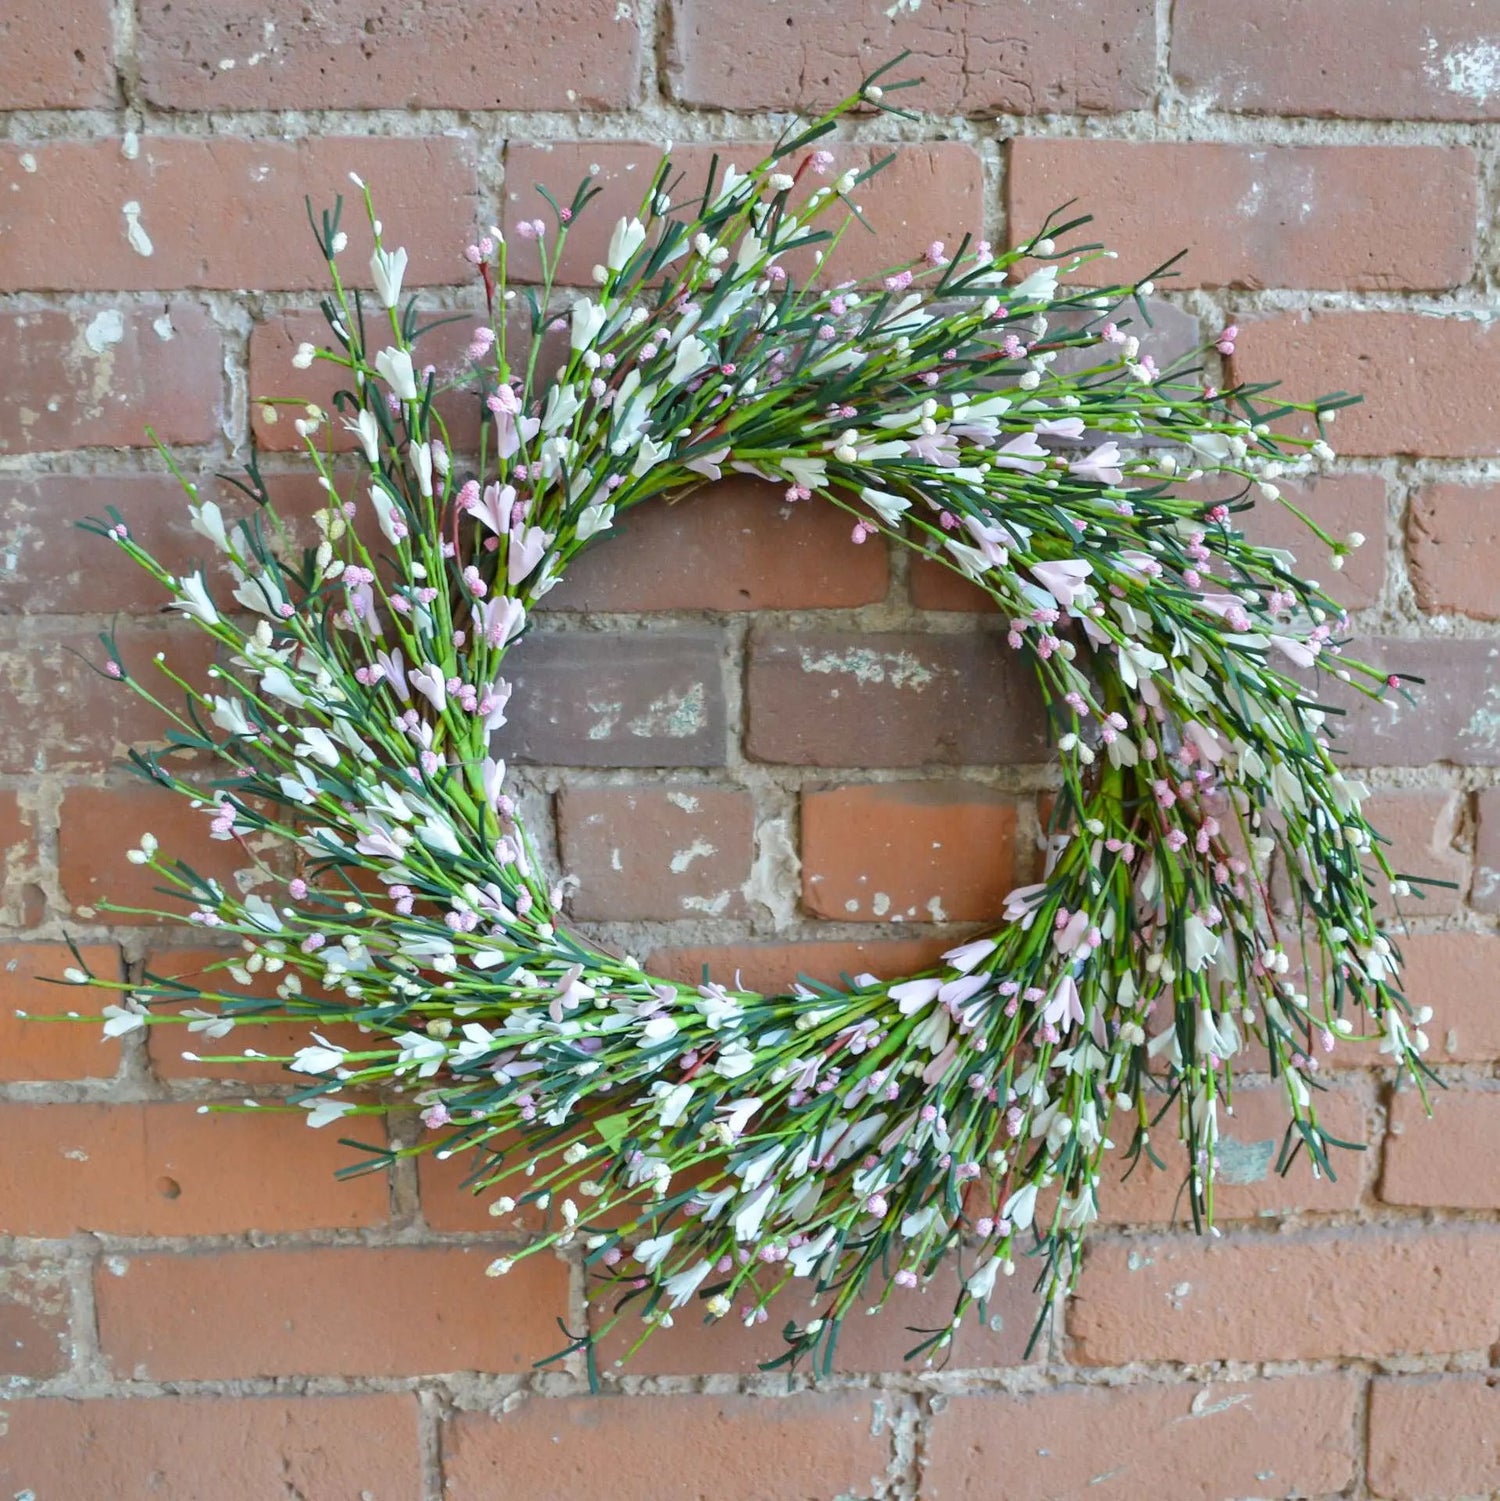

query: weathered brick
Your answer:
[1071,1225,1500,1365]
[546,482,889,612]
[0,473,204,615]
[495,628,728,768]
[558,784,755,921]
[58,782,263,923]
[1318,638,1500,767]
[248,307,484,452]
[1173,1,1500,121]
[1011,139,1476,290]
[1475,790,1500,913]
[1365,789,1467,920]
[667,0,1156,115]
[503,141,983,286]
[1409,480,1500,619]
[746,628,1046,767]
[0,1103,388,1236]
[1234,311,1500,458]
[0,1395,422,1501]
[1368,1375,1500,1500]
[0,793,43,927]
[801,782,1023,923]
[1402,933,1500,1063]
[0,624,219,773]
[924,1375,1358,1500]
[1098,1082,1371,1224]
[0,0,116,106]
[442,1393,890,1501]
[1383,1085,1500,1210]
[1234,473,1387,613]
[0,943,123,1082]
[139,0,639,110]
[0,305,221,454]
[97,1245,567,1379]
[0,1263,71,1379]
[647,938,953,994]
[591,1260,1039,1377]
[0,138,477,293]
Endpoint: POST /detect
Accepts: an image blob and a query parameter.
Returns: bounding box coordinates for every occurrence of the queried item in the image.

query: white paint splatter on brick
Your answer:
[122,201,154,258]
[83,309,125,354]
[1429,38,1500,104]
[669,839,716,873]
[798,646,934,689]
[667,791,700,813]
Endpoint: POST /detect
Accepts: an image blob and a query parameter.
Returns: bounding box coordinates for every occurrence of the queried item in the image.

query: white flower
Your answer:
[1002,1182,1039,1232]
[242,893,283,932]
[296,726,341,768]
[395,1030,448,1077]
[1012,264,1059,303]
[290,1037,347,1075]
[375,347,418,403]
[663,1259,712,1308]
[172,573,219,625]
[101,1003,146,1038]
[570,298,607,351]
[411,441,434,498]
[370,245,408,309]
[634,1231,676,1271]
[575,501,615,540]
[345,408,381,465]
[302,1097,356,1128]
[292,341,317,370]
[859,486,911,526]
[210,696,254,737]
[607,215,646,272]
[966,1255,1000,1302]
[1183,913,1221,972]
[190,500,230,552]
[653,1080,694,1127]
[669,335,711,386]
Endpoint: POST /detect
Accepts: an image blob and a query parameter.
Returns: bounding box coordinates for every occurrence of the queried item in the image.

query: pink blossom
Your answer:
[1068,441,1124,486]
[1029,558,1093,610]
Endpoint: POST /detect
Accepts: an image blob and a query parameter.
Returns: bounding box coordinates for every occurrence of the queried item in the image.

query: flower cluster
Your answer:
[59,60,1434,1376]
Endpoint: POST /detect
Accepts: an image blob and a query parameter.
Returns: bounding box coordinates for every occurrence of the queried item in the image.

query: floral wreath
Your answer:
[55,60,1436,1378]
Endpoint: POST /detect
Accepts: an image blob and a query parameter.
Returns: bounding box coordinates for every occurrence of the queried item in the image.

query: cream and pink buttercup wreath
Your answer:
[56,59,1433,1377]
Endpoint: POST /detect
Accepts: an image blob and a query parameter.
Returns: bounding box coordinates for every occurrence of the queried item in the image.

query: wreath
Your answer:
[56,59,1435,1377]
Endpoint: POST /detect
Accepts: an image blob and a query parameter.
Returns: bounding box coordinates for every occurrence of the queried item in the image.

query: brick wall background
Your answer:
[3,1,1500,1496]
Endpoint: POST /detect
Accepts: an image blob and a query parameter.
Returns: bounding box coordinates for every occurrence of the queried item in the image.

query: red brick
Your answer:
[0,138,476,293]
[0,1395,422,1501]
[0,0,116,106]
[0,793,43,927]
[496,628,728,768]
[1173,1,1500,121]
[1475,790,1500,913]
[558,784,755,921]
[1071,1225,1500,1365]
[0,473,206,614]
[667,0,1155,115]
[97,1245,567,1379]
[801,781,1023,923]
[0,944,123,1082]
[0,1262,71,1379]
[1231,472,1387,613]
[0,624,219,772]
[1318,638,1500,767]
[1403,933,1500,1062]
[417,1139,546,1233]
[924,1375,1358,1500]
[1234,311,1500,458]
[58,782,265,924]
[1364,789,1468,920]
[546,482,890,612]
[0,305,221,454]
[1409,481,1500,619]
[248,307,483,452]
[140,946,366,1084]
[503,141,982,286]
[1383,1085,1500,1210]
[909,558,1001,613]
[1011,140,1476,291]
[592,1259,1039,1377]
[647,938,953,994]
[139,0,639,110]
[1368,1376,1500,1500]
[746,628,1046,767]
[442,1393,890,1501]
[0,1103,388,1236]
[1098,1082,1371,1224]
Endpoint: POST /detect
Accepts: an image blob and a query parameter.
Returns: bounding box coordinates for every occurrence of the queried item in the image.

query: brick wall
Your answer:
[3,2,1499,1497]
